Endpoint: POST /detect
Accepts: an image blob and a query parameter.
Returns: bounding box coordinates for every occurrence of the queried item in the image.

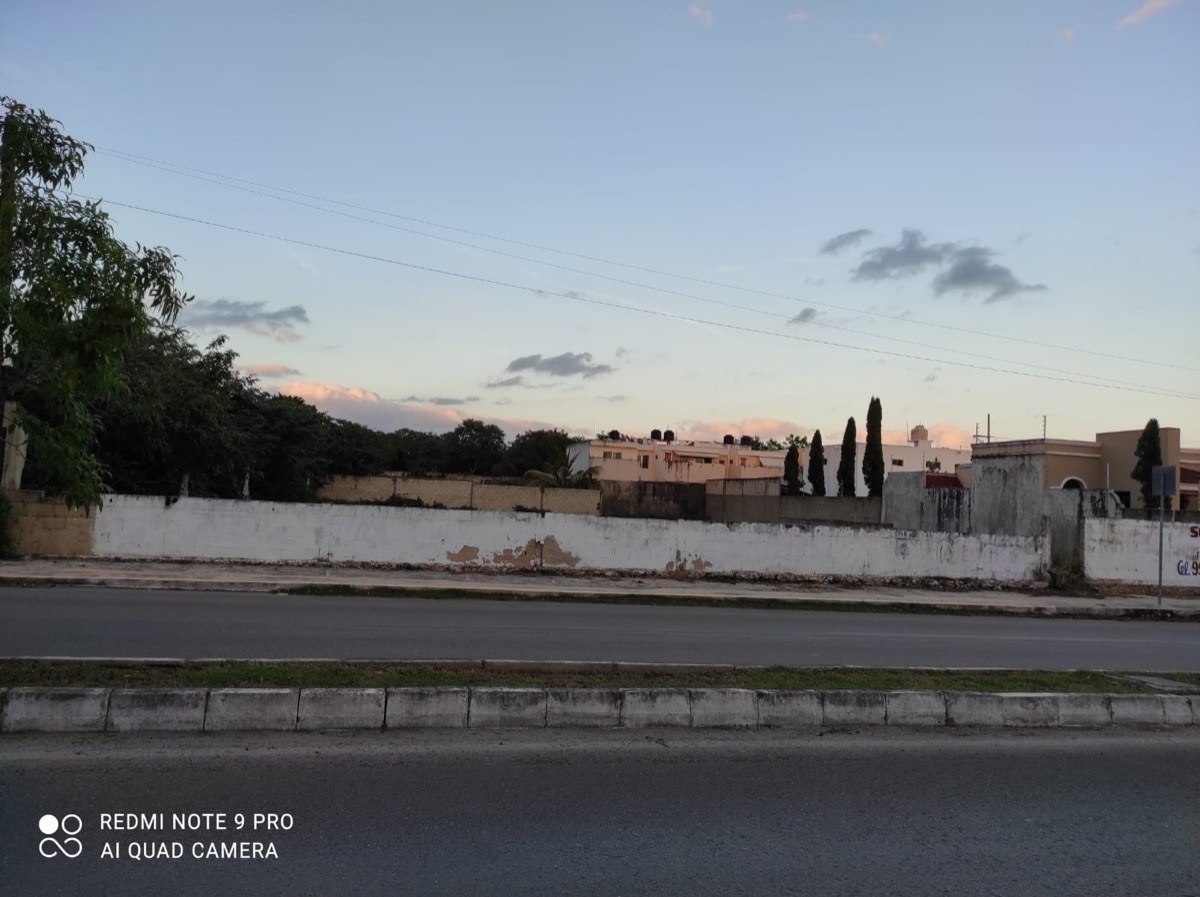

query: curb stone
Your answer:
[298,688,385,730]
[469,688,548,728]
[0,687,1195,732]
[205,688,299,732]
[107,688,207,732]
[1,687,110,733]
[386,687,468,728]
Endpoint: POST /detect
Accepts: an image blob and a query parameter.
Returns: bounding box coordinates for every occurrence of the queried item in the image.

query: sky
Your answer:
[3,0,1197,450]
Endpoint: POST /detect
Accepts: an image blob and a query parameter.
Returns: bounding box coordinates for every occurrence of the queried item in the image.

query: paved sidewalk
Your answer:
[0,559,1196,619]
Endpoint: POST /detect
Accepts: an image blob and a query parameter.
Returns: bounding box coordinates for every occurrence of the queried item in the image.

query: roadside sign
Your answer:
[1152,465,1176,497]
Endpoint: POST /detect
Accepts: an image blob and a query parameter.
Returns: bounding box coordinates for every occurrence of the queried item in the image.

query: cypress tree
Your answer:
[783,444,801,496]
[837,417,857,497]
[1131,418,1164,510]
[863,397,884,497]
[808,430,826,496]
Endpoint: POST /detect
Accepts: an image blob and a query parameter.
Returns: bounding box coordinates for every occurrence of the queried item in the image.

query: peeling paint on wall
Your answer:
[446,545,480,563]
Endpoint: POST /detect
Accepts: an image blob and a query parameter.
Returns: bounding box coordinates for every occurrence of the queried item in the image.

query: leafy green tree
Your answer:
[863,396,884,497]
[0,97,190,508]
[808,430,826,496]
[1131,418,1167,510]
[524,450,599,489]
[248,394,336,501]
[836,417,857,497]
[783,444,802,496]
[445,419,507,475]
[504,429,576,478]
[86,325,257,498]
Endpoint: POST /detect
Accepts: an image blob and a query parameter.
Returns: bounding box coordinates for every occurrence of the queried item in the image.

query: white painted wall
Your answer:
[93,495,1047,582]
[1083,519,1200,584]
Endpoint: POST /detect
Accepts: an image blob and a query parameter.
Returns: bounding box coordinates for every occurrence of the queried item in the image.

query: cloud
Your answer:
[852,229,955,281]
[932,247,1047,303]
[401,395,481,406]
[676,418,811,443]
[865,32,888,47]
[277,382,557,437]
[787,11,810,22]
[789,308,820,325]
[614,346,635,358]
[819,229,874,255]
[506,351,614,379]
[923,370,939,383]
[688,5,713,27]
[182,299,310,342]
[484,376,525,389]
[602,395,628,403]
[241,363,301,379]
[1060,27,1075,41]
[1118,0,1180,28]
[804,276,826,286]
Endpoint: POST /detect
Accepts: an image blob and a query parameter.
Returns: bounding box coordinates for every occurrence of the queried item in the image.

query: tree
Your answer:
[445,419,506,476]
[504,429,575,478]
[1,97,190,508]
[524,450,599,489]
[783,444,802,496]
[863,397,884,497]
[1132,418,1166,510]
[87,325,257,498]
[836,417,857,497]
[808,430,826,496]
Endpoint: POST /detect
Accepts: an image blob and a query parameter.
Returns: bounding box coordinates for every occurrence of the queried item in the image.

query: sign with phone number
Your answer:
[1177,560,1200,576]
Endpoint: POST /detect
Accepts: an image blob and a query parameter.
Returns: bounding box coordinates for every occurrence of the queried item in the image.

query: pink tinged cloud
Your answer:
[1118,0,1180,28]
[276,382,562,437]
[675,418,812,443]
[242,363,301,379]
[688,5,713,27]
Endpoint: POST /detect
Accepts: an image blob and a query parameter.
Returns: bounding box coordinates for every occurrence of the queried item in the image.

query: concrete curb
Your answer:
[0,687,1195,733]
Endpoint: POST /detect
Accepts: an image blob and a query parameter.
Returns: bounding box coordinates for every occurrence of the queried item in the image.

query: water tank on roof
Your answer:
[663,430,675,443]
[723,434,735,445]
[740,435,753,447]
[608,429,621,440]
[911,424,929,443]
[650,429,662,441]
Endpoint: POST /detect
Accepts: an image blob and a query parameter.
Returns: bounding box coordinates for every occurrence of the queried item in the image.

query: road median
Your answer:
[0,660,1195,733]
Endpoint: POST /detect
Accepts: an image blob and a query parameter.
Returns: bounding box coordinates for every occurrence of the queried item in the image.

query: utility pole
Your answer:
[1042,415,1047,440]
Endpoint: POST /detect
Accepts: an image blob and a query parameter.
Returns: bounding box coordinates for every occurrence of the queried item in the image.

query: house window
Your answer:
[891,459,904,467]
[640,456,649,469]
[603,451,623,461]
[1116,491,1131,508]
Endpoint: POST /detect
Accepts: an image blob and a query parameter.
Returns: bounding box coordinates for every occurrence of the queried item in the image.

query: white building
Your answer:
[811,425,972,496]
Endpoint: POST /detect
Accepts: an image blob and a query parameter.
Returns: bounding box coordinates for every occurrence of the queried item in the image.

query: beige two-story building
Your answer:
[967,426,1199,510]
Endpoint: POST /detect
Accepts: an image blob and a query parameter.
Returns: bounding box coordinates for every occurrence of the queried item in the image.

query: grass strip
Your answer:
[1,660,1195,693]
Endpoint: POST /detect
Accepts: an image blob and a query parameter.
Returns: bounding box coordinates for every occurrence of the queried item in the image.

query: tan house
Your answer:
[968,426,1199,510]
[570,434,787,484]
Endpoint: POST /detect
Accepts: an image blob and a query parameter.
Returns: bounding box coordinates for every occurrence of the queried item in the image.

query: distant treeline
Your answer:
[21,325,581,503]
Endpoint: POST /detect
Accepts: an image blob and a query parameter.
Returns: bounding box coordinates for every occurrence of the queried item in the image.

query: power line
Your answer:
[96,146,1200,376]
[84,195,1200,402]
[90,150,1191,394]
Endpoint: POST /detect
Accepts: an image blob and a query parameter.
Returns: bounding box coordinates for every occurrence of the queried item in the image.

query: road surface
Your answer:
[2,729,1197,896]
[1,586,1198,669]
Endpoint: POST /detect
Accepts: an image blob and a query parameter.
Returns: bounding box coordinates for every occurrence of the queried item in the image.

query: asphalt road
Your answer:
[2,585,1199,670]
[1,729,1197,896]
[2,586,1199,670]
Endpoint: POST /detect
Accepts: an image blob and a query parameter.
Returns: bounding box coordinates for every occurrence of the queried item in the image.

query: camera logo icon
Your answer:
[39,814,83,858]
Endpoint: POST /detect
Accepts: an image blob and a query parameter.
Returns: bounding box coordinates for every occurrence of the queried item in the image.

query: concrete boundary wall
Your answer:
[88,495,1048,580]
[1083,518,1200,585]
[316,476,599,516]
[1,687,1193,733]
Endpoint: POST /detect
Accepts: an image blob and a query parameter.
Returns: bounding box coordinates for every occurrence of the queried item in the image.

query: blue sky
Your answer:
[3,0,1197,447]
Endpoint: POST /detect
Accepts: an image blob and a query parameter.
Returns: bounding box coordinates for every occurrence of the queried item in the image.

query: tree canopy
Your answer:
[1131,418,1166,510]
[1,96,191,508]
[808,430,826,496]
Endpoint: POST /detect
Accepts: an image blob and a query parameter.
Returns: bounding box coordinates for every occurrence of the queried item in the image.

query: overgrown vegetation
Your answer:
[0,490,14,558]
